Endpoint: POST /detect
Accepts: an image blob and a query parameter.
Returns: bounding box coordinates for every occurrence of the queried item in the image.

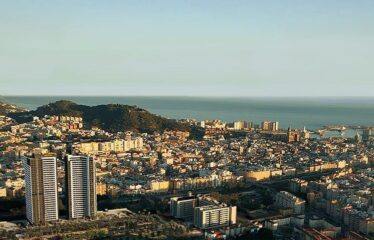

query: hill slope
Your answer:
[9,100,201,135]
[0,101,26,115]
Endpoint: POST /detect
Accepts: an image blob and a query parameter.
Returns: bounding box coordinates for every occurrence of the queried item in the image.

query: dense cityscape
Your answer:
[0,101,373,240]
[1,0,374,239]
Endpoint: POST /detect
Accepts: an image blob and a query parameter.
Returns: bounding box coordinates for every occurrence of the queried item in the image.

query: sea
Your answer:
[2,96,374,137]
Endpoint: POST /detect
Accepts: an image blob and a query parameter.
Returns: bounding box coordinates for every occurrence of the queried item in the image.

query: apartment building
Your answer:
[170,196,198,219]
[194,205,237,230]
[275,191,306,215]
[65,155,96,219]
[23,155,58,225]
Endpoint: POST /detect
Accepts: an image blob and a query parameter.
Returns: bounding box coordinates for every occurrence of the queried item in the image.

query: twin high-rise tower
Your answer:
[65,155,96,219]
[24,155,59,225]
[23,154,96,225]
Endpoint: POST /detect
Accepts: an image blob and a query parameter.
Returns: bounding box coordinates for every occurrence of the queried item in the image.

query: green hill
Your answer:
[9,100,203,137]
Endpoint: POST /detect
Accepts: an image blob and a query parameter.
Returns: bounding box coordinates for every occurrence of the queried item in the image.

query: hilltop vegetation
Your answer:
[9,100,203,137]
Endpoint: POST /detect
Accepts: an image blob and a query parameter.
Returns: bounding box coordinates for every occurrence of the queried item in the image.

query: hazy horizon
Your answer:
[3,95,374,130]
[4,94,374,98]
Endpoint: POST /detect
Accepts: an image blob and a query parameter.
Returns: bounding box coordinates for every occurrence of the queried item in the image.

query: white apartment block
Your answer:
[194,205,237,229]
[66,155,96,219]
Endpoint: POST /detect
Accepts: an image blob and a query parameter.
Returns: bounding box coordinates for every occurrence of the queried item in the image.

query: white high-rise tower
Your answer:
[65,155,96,219]
[24,155,59,225]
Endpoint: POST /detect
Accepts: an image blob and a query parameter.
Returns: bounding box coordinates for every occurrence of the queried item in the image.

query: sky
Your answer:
[0,0,373,97]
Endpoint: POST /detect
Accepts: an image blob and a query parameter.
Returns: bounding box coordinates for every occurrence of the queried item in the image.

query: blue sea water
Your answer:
[1,96,374,131]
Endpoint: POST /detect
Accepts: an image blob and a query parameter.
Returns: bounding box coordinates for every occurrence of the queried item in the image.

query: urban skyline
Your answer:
[0,1,373,239]
[0,99,372,239]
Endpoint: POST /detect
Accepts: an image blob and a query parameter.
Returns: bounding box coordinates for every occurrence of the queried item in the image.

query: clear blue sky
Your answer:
[1,0,373,96]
